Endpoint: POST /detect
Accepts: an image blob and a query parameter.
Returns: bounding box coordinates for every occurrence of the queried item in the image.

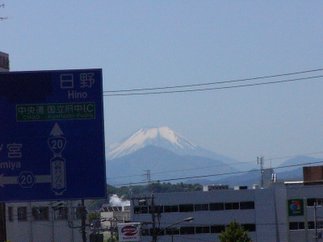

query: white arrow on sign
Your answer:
[50,122,64,136]
[0,173,51,188]
[0,174,18,187]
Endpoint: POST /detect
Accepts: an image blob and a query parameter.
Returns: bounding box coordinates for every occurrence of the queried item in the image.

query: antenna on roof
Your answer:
[257,156,264,188]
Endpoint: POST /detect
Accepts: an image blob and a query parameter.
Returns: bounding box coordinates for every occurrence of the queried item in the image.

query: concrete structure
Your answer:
[132,181,323,242]
[100,203,131,241]
[0,51,9,71]
[6,200,86,242]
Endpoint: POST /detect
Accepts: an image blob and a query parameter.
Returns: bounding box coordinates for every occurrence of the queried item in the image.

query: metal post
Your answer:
[0,203,6,242]
[81,199,87,242]
[52,207,55,242]
[314,201,318,242]
[0,52,9,241]
[151,194,157,242]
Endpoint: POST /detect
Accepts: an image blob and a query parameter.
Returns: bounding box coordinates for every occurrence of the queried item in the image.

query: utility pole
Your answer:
[132,194,160,242]
[314,201,318,242]
[68,201,88,242]
[144,169,151,184]
[151,194,157,242]
[81,199,87,242]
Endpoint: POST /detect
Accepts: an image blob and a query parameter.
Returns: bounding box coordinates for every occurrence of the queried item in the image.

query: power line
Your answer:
[103,68,323,96]
[107,150,323,182]
[114,160,323,186]
[104,74,323,96]
[104,68,323,93]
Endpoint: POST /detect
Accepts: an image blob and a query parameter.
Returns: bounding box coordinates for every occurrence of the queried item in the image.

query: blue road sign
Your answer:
[0,69,106,201]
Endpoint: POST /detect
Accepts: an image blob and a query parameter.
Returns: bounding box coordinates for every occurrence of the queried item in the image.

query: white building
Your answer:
[6,200,87,242]
[97,195,131,241]
[131,173,323,242]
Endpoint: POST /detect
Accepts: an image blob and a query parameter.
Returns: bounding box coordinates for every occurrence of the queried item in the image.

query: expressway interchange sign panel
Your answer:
[0,69,106,201]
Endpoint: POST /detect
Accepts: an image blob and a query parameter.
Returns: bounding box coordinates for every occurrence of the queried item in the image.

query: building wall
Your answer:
[0,51,9,72]
[286,183,323,242]
[132,187,276,242]
[6,201,84,242]
[131,183,323,242]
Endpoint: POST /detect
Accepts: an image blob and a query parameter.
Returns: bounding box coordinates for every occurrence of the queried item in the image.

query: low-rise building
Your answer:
[131,167,323,242]
[100,199,131,241]
[6,200,86,242]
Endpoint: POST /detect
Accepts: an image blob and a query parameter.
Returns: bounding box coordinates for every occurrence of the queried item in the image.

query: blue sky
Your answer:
[1,1,323,166]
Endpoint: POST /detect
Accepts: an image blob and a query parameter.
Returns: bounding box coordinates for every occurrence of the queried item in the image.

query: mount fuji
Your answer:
[109,127,226,160]
[106,127,242,185]
[106,127,318,186]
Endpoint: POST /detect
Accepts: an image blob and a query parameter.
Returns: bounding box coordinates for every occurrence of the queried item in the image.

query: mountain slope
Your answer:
[107,145,237,185]
[107,127,323,186]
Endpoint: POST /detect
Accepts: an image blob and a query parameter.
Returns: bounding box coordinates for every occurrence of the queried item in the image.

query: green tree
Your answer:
[219,221,252,242]
[87,211,100,223]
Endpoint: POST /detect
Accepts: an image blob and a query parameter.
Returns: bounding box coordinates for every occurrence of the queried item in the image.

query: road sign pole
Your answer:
[0,52,8,242]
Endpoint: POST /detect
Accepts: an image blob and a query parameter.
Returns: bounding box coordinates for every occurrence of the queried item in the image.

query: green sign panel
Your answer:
[288,199,304,216]
[16,102,96,121]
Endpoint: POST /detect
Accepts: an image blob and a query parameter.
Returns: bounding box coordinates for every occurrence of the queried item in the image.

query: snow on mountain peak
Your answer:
[108,127,198,159]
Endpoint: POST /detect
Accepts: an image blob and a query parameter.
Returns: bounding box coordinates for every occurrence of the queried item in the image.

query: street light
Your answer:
[164,217,194,242]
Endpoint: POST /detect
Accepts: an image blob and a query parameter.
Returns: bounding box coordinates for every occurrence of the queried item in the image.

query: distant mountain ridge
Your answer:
[107,145,237,185]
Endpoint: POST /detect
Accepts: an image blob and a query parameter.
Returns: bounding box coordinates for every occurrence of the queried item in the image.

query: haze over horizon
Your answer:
[2,1,323,167]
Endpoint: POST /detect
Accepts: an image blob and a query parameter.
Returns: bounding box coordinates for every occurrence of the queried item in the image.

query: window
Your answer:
[17,207,27,221]
[7,207,13,222]
[165,227,179,235]
[134,206,148,214]
[138,200,147,206]
[149,205,163,213]
[180,226,195,234]
[211,225,225,233]
[225,202,239,210]
[32,207,49,221]
[242,224,256,232]
[196,226,210,234]
[308,221,323,230]
[74,206,86,219]
[307,198,323,207]
[164,205,178,213]
[307,198,316,206]
[209,203,224,211]
[179,204,194,212]
[240,201,255,209]
[149,228,163,236]
[194,203,209,211]
[289,222,305,230]
[54,207,68,220]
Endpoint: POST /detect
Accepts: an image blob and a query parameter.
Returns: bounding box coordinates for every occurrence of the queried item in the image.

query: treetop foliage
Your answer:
[219,221,252,242]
